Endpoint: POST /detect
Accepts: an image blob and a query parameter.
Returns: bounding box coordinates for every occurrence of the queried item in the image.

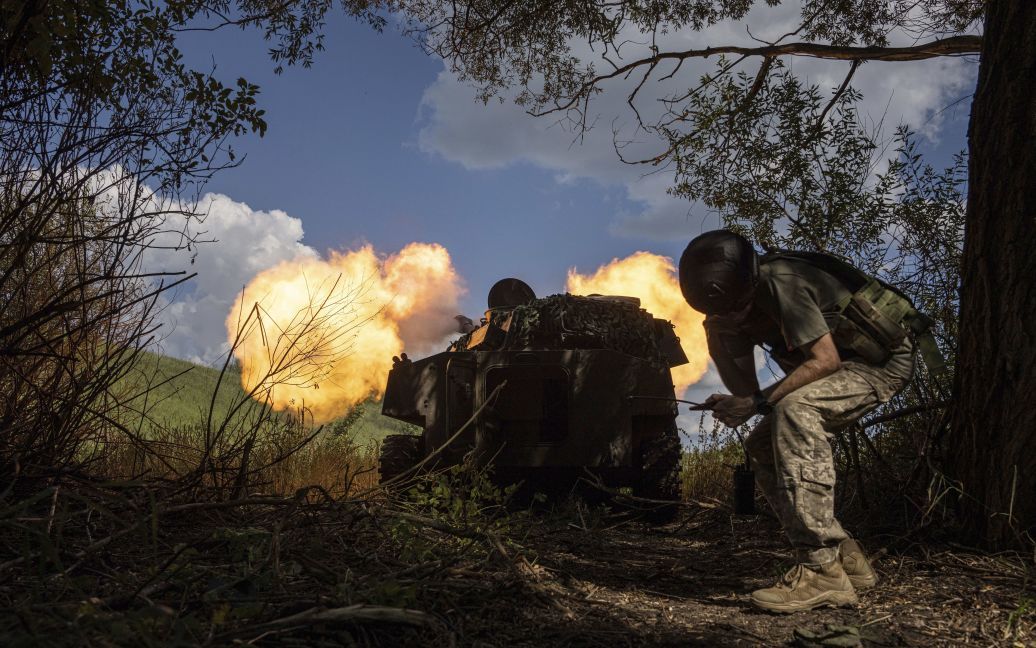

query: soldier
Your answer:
[678,230,937,613]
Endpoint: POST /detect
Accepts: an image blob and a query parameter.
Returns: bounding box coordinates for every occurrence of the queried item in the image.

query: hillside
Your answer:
[118,352,410,444]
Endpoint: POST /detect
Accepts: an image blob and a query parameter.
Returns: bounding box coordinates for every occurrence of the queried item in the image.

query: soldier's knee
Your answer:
[770,391,825,452]
[772,397,795,420]
[773,389,810,418]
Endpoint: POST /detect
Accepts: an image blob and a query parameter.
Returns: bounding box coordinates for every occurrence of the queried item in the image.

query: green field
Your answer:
[118,352,412,445]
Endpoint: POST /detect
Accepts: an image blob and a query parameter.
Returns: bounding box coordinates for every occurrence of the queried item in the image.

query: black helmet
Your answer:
[678,230,759,315]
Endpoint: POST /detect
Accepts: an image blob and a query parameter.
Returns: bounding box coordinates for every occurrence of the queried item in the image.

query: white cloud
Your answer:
[417,1,977,240]
[36,170,315,366]
[147,193,318,364]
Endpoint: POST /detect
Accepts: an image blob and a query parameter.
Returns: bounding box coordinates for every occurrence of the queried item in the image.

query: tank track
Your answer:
[378,434,422,485]
[635,418,682,523]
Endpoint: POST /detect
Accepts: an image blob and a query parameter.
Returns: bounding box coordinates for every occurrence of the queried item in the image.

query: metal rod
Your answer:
[626,395,711,410]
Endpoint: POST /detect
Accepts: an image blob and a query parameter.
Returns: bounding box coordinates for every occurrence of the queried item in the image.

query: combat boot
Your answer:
[750,560,858,614]
[839,538,878,589]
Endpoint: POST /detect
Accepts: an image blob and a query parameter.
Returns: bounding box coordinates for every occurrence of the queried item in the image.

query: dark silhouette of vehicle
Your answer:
[380,279,688,520]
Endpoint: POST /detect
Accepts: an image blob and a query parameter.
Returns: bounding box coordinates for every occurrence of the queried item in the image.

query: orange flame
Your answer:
[227,243,464,423]
[566,251,708,394]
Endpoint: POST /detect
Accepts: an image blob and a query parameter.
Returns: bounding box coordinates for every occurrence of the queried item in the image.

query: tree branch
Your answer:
[534,35,981,116]
[810,59,862,140]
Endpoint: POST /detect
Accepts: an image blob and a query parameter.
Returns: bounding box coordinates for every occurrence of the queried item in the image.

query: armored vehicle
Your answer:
[380,279,688,519]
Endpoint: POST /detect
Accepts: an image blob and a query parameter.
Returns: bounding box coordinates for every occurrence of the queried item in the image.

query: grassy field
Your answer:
[117,352,411,445]
[116,352,738,499]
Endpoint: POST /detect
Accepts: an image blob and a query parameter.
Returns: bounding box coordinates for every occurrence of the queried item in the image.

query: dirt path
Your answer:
[470,508,1034,647]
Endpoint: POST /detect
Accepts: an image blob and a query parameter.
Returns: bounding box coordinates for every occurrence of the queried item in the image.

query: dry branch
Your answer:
[229,603,438,634]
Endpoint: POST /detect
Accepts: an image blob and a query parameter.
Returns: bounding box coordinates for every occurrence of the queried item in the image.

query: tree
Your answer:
[665,60,966,385]
[0,0,381,482]
[379,0,1031,546]
[948,1,1036,547]
[1,0,262,479]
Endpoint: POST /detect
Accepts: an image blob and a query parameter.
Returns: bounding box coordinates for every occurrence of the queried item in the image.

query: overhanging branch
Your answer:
[535,35,981,116]
[618,34,981,69]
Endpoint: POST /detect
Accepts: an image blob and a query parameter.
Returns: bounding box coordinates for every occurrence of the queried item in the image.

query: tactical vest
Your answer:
[760,251,948,375]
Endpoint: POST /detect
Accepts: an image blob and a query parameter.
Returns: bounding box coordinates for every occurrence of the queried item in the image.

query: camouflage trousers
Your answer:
[746,353,914,566]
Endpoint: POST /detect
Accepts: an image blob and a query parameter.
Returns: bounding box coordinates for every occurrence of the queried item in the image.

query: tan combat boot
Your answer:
[750,560,858,614]
[839,538,878,589]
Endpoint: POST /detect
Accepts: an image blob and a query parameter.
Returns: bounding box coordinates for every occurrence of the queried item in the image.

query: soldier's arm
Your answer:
[755,268,841,404]
[764,332,841,405]
[713,351,760,396]
[705,318,759,397]
[712,333,840,426]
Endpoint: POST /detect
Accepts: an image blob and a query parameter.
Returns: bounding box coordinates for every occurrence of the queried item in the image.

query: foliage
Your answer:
[0,456,536,646]
[394,0,983,115]
[680,427,745,502]
[669,61,967,369]
[0,0,265,483]
[669,63,884,256]
[391,460,520,562]
[0,0,396,485]
[0,190,158,480]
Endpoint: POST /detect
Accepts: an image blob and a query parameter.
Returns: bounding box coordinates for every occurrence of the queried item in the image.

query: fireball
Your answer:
[227,243,464,423]
[566,251,709,394]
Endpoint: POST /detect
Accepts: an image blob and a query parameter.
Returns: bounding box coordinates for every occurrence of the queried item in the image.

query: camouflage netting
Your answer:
[450,294,671,365]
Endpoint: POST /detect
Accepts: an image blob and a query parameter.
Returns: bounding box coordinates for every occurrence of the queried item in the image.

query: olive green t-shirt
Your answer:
[705,257,915,400]
[707,258,851,371]
[756,258,851,353]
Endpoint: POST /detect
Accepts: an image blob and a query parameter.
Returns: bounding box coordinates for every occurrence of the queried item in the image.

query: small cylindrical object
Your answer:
[733,464,756,515]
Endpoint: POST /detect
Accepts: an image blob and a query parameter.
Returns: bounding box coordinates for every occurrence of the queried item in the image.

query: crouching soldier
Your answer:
[678,230,944,613]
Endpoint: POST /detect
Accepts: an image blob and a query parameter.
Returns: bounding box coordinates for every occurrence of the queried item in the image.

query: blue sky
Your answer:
[175,16,692,312]
[162,5,977,384]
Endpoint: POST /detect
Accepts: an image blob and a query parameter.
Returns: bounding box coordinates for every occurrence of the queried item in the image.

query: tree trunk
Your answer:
[949,0,1036,547]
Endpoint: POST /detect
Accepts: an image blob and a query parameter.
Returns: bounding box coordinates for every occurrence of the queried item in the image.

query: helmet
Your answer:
[487,278,536,309]
[678,230,759,315]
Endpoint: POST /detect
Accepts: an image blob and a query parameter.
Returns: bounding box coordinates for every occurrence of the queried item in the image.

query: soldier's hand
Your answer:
[704,393,728,408]
[711,394,754,428]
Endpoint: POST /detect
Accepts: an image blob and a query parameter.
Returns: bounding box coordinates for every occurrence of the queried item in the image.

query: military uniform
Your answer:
[706,257,915,566]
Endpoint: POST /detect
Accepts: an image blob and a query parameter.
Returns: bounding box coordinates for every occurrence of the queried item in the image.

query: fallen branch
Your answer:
[219,604,439,641]
[379,508,482,539]
[578,473,718,510]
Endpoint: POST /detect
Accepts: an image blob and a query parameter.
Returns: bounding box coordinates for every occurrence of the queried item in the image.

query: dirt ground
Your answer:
[3,491,1033,647]
[462,506,1035,647]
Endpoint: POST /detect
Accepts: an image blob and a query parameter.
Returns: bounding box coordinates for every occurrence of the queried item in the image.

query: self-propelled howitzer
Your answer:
[379,278,689,521]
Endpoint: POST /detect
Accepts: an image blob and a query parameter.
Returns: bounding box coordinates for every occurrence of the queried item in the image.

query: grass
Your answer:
[113,352,734,501]
[679,421,747,503]
[680,442,745,503]
[100,351,416,493]
[116,353,244,433]
[116,351,412,445]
